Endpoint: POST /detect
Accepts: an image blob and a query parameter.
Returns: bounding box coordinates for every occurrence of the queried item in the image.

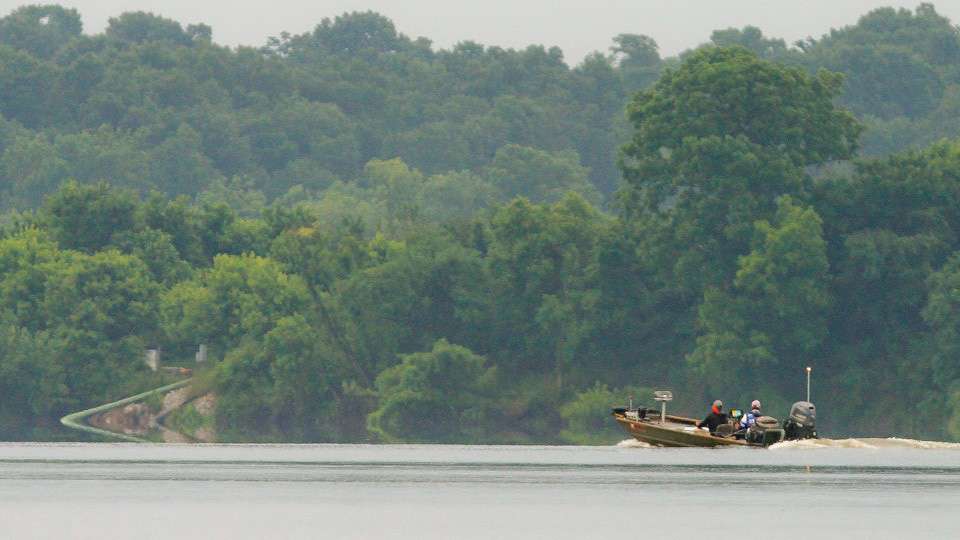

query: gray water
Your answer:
[2,440,959,540]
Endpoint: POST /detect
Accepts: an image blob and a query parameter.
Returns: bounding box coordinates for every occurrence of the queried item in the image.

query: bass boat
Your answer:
[612,391,817,448]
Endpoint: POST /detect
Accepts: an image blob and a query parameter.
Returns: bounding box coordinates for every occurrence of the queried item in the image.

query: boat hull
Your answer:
[613,411,756,448]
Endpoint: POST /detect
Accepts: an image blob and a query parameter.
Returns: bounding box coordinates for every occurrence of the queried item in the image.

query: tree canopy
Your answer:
[3,4,960,443]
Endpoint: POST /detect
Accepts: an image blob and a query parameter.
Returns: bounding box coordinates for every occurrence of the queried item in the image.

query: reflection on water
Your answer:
[1,442,958,539]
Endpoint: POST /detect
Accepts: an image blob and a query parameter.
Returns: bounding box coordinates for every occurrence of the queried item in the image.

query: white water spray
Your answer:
[770,437,960,450]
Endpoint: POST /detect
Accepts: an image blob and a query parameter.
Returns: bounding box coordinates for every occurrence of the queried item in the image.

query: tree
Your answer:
[42,250,161,404]
[160,253,310,354]
[112,227,192,285]
[710,26,792,60]
[0,132,68,208]
[690,197,830,404]
[310,12,405,55]
[334,230,490,376]
[0,320,65,439]
[487,194,606,380]
[367,339,495,442]
[802,4,960,120]
[52,127,152,192]
[610,34,662,90]
[0,46,56,128]
[0,229,60,332]
[485,144,598,203]
[105,12,194,46]
[559,383,650,445]
[622,46,861,169]
[148,124,221,196]
[212,314,361,441]
[921,254,960,440]
[0,5,83,59]
[42,181,138,253]
[620,47,861,297]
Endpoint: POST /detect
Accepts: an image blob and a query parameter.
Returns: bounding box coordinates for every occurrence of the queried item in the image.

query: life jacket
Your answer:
[740,409,761,429]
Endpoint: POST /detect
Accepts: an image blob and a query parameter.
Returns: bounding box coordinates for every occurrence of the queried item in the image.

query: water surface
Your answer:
[2,440,958,539]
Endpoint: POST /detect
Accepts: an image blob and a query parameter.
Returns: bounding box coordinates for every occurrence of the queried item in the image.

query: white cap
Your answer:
[751,400,761,409]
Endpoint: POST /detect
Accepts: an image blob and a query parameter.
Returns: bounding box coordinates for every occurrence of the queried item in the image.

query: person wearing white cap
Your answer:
[740,399,762,430]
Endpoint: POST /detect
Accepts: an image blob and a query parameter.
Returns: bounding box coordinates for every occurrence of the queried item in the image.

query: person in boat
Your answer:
[696,400,728,434]
[739,400,762,430]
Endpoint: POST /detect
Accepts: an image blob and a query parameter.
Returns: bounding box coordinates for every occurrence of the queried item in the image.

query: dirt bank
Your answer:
[88,403,154,436]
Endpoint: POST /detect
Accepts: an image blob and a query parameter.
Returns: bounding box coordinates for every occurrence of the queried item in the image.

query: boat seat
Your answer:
[714,424,735,437]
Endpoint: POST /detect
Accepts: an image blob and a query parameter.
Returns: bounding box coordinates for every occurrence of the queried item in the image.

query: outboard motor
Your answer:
[783,401,817,440]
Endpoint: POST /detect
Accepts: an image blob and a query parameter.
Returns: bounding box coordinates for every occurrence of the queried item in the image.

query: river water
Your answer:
[2,440,959,539]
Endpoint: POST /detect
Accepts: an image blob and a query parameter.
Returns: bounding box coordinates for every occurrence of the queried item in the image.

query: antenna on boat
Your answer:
[654,390,673,424]
[806,366,812,402]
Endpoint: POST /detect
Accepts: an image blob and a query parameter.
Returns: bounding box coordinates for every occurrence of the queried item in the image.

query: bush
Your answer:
[559,383,651,445]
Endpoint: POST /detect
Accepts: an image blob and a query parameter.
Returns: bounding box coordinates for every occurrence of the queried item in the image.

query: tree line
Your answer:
[1,4,960,442]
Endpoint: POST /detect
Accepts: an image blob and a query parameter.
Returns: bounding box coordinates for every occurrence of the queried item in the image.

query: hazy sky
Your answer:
[3,1,958,64]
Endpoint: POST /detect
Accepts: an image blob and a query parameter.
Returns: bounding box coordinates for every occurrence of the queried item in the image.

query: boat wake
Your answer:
[616,437,960,450]
[616,439,653,448]
[770,437,960,450]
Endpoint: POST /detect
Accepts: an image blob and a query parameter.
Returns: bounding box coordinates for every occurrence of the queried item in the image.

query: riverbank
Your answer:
[60,379,194,442]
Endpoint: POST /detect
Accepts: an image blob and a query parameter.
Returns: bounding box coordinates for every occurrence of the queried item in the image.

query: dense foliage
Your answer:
[2,4,960,442]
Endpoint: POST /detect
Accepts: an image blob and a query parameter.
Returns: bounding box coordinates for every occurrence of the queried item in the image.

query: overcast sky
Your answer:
[3,1,958,64]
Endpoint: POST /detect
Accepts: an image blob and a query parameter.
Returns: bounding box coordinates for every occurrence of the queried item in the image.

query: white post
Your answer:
[145,349,159,371]
[806,366,812,402]
[660,402,666,424]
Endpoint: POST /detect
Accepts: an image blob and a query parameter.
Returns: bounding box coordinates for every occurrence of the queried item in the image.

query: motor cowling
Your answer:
[783,401,817,440]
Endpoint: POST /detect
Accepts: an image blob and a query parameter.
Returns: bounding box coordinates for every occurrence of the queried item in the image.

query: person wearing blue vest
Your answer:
[740,400,762,430]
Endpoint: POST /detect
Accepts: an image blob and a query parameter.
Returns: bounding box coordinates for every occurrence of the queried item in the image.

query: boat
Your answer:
[612,390,817,448]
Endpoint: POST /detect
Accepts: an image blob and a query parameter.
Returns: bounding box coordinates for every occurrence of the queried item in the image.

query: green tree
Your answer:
[622,46,861,169]
[367,339,495,442]
[0,321,65,439]
[802,4,960,120]
[212,314,362,441]
[559,383,650,445]
[160,253,310,354]
[0,5,83,59]
[334,231,489,377]
[610,34,662,90]
[42,250,161,404]
[148,124,221,196]
[710,26,792,60]
[485,144,598,203]
[42,181,138,253]
[921,254,960,440]
[0,45,56,127]
[487,194,605,382]
[0,229,60,332]
[105,12,195,46]
[691,197,830,402]
[0,132,68,209]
